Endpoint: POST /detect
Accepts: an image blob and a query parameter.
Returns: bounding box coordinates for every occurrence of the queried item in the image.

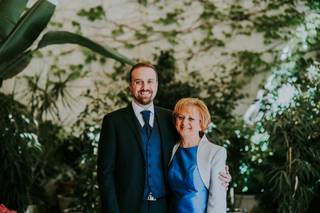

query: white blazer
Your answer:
[169,135,227,213]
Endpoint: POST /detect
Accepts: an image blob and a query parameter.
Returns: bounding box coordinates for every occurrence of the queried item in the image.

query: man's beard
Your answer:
[134,90,153,105]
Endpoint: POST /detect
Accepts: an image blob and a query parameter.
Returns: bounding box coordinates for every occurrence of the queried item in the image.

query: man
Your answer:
[97,63,230,213]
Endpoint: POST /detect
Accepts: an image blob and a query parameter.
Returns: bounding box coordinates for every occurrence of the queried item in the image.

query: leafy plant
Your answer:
[0,0,135,86]
[246,11,320,212]
[207,119,263,194]
[3,1,320,212]
[0,93,41,212]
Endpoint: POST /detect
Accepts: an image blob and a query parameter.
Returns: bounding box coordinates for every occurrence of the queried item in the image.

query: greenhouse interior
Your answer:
[0,0,320,213]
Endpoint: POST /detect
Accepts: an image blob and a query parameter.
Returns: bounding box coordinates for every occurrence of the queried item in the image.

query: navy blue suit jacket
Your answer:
[97,105,177,213]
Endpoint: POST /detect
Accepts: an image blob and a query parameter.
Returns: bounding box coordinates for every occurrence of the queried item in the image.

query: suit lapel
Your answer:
[169,143,180,165]
[123,105,146,161]
[155,107,172,178]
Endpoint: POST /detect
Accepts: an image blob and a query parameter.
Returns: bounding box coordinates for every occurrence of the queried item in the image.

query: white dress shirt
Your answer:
[131,101,155,127]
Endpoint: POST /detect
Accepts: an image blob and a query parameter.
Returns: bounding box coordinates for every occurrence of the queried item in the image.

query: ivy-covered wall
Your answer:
[3,0,313,123]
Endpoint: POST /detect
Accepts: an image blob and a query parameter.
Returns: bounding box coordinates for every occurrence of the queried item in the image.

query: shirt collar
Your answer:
[131,100,155,126]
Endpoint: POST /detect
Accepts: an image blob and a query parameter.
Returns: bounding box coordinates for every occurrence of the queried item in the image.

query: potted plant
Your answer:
[0,93,40,212]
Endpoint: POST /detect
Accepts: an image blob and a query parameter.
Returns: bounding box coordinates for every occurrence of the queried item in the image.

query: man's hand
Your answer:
[219,165,231,190]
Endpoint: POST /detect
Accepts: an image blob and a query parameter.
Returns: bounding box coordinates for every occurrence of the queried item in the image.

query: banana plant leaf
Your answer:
[0,0,28,42]
[0,0,135,83]
[0,30,135,80]
[0,50,32,79]
[37,31,135,65]
[0,0,56,64]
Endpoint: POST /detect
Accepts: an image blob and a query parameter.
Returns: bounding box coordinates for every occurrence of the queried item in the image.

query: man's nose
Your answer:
[142,81,150,89]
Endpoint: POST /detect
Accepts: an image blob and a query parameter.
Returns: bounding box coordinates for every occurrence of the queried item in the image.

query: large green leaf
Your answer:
[37,31,135,65]
[0,50,32,80]
[0,0,56,64]
[0,0,27,42]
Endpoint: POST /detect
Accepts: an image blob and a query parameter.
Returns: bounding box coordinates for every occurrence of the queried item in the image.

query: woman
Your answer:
[168,98,227,213]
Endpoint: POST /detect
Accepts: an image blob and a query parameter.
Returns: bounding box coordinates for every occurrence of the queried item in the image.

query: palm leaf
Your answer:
[0,0,56,64]
[37,31,135,65]
[0,0,27,42]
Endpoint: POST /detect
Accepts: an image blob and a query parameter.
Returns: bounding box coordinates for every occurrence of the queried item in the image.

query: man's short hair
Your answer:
[129,62,158,82]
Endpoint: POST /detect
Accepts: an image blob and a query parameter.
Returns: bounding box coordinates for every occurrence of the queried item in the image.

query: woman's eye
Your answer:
[188,117,195,121]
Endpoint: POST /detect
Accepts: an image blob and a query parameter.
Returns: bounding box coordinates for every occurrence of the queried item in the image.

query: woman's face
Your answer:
[175,105,202,139]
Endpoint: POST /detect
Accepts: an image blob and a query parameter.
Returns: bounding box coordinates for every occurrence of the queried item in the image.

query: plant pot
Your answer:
[227,208,248,213]
[57,194,77,213]
[235,194,258,213]
[25,205,38,213]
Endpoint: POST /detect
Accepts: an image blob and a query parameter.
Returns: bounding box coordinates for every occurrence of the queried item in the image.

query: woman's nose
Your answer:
[182,117,188,125]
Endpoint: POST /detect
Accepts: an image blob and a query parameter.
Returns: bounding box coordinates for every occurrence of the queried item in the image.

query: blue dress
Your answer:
[168,146,208,213]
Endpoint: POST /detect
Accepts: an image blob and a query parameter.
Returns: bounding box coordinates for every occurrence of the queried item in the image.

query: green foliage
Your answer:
[135,31,149,41]
[49,21,64,28]
[0,0,56,81]
[249,17,320,211]
[21,64,86,121]
[207,120,264,194]
[0,0,27,41]
[138,0,148,6]
[29,121,71,211]
[229,4,249,21]
[154,8,184,25]
[71,123,101,212]
[154,50,201,109]
[83,0,318,86]
[200,1,224,20]
[256,96,320,212]
[37,31,135,65]
[262,87,320,212]
[253,10,303,43]
[0,0,134,87]
[3,0,320,212]
[112,25,125,37]
[0,93,41,212]
[235,51,273,76]
[0,0,55,62]
[77,6,105,21]
[154,50,244,120]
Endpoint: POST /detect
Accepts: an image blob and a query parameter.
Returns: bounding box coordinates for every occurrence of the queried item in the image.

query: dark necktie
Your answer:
[141,110,152,137]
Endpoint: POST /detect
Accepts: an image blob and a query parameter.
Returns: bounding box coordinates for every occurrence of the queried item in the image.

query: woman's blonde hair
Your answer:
[173,98,211,132]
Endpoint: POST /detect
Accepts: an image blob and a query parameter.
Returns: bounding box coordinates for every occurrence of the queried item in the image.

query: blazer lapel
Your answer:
[155,107,172,178]
[169,143,180,165]
[123,105,146,161]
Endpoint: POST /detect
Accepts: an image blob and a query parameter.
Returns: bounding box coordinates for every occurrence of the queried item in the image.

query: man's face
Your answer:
[130,66,158,105]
